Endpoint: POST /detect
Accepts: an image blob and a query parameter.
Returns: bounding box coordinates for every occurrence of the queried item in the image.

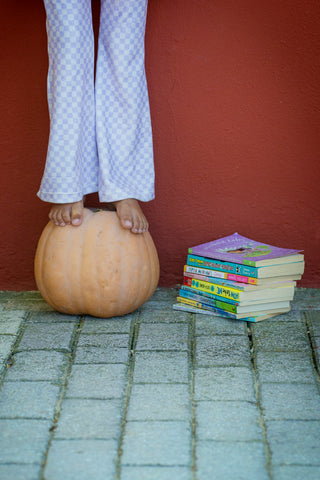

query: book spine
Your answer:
[226,272,257,285]
[184,272,241,288]
[173,303,218,316]
[184,266,257,285]
[173,303,260,322]
[177,296,238,319]
[180,285,239,306]
[187,254,258,277]
[179,289,238,313]
[183,276,242,301]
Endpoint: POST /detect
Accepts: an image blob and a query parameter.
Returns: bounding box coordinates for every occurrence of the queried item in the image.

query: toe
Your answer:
[121,215,133,230]
[133,213,149,234]
[49,207,61,226]
[61,209,72,225]
[71,203,83,226]
[130,215,139,233]
[141,216,149,233]
[56,210,66,226]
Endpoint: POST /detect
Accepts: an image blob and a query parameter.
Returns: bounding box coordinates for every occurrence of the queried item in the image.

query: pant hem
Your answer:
[37,185,98,204]
[98,192,155,203]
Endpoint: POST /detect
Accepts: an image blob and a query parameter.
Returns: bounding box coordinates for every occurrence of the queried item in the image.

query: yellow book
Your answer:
[183,277,295,302]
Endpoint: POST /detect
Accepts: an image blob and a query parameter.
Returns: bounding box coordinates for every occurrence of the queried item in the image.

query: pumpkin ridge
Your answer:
[44,224,70,312]
[34,222,52,307]
[143,233,153,303]
[81,209,100,316]
[93,210,105,317]
[114,220,132,316]
[51,224,71,313]
[78,213,88,314]
[46,224,71,312]
[69,209,90,314]
[144,232,160,303]
[90,210,119,317]
[65,224,74,313]
[130,232,144,312]
[138,233,151,306]
[93,213,101,317]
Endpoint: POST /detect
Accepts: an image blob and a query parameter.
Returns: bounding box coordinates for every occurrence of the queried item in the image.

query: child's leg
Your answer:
[38,0,98,226]
[96,0,154,233]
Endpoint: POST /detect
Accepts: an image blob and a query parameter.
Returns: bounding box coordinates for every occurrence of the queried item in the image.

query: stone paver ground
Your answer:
[0,287,319,480]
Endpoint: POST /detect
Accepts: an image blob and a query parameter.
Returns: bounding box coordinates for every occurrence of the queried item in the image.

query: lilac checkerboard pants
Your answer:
[38,0,154,204]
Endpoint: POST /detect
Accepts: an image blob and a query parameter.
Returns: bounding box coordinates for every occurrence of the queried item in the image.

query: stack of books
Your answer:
[173,233,304,322]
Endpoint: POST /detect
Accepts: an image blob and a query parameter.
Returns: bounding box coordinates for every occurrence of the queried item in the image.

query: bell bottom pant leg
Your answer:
[38,0,99,203]
[96,0,155,203]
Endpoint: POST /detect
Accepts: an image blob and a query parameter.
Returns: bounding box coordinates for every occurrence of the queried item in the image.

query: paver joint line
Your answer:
[0,311,30,383]
[188,313,197,480]
[247,323,273,480]
[38,316,84,478]
[115,312,141,479]
[303,311,320,382]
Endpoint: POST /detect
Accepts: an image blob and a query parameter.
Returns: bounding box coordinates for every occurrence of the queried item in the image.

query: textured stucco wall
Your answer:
[1,0,320,289]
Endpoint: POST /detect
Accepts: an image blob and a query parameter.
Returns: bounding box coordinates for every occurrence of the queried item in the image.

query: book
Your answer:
[189,232,304,268]
[172,302,287,323]
[178,288,291,314]
[187,253,304,279]
[241,274,302,285]
[183,276,295,302]
[183,272,296,291]
[245,261,304,278]
[180,284,293,307]
[184,264,258,285]
[187,254,256,277]
[177,296,291,319]
[185,264,301,285]
[180,285,240,305]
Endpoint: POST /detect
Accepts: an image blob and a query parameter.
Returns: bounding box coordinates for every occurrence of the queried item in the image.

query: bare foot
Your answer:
[113,199,148,233]
[49,199,84,227]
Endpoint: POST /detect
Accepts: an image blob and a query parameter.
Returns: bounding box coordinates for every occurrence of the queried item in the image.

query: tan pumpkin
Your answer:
[34,208,160,317]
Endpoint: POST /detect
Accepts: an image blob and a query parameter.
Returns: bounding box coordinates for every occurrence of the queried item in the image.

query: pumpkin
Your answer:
[34,208,160,317]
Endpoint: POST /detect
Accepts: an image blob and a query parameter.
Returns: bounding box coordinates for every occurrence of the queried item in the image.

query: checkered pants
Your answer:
[38,0,154,204]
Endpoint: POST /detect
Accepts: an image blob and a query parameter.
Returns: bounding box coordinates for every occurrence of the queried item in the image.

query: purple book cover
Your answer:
[188,233,303,267]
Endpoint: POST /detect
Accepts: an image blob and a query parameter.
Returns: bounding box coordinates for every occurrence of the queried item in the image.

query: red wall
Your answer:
[1,0,320,290]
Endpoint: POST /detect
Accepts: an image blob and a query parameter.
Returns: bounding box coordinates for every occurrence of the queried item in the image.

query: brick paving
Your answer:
[0,288,319,480]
